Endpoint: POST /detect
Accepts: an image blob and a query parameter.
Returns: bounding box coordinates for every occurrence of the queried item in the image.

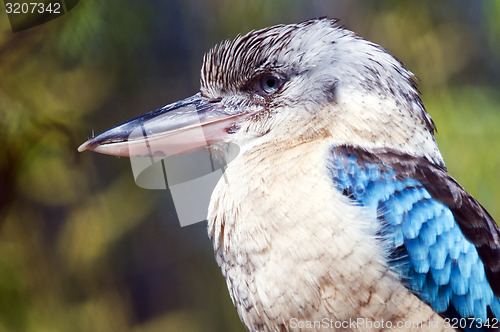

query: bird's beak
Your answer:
[78,93,251,157]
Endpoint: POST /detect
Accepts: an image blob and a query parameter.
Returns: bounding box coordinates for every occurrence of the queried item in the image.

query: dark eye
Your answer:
[260,75,282,94]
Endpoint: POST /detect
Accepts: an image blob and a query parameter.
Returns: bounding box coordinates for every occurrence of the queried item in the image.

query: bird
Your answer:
[79,18,500,331]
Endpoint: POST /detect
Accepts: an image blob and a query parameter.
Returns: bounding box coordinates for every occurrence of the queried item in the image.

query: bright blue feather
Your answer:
[327,149,500,326]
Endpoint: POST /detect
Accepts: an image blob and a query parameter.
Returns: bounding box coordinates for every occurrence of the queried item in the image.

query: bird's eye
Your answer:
[259,75,282,95]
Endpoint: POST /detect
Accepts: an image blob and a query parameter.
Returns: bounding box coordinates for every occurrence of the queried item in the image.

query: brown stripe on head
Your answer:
[200,23,299,97]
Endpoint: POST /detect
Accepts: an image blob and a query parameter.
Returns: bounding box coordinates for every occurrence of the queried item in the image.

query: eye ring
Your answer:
[259,74,283,95]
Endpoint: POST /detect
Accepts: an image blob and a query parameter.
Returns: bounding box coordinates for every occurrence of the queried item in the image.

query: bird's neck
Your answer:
[232,93,444,169]
[328,88,445,168]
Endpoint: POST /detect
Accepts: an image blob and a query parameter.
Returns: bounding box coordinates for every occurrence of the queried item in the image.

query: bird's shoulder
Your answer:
[326,144,500,323]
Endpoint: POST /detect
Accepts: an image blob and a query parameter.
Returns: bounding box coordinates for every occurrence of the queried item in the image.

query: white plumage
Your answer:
[202,19,450,331]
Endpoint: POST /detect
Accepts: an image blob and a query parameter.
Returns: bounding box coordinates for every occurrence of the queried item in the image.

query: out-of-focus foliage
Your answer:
[0,1,499,331]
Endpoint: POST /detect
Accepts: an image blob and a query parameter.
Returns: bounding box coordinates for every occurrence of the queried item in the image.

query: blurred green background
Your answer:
[1,1,500,331]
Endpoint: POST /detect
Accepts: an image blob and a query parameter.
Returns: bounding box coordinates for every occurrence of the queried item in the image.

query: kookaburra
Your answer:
[79,18,500,331]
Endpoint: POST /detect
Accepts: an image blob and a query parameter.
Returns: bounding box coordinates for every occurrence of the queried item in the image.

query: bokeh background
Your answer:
[1,1,500,331]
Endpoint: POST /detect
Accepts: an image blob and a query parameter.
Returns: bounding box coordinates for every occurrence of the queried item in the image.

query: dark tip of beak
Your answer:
[77,140,92,152]
[78,138,108,152]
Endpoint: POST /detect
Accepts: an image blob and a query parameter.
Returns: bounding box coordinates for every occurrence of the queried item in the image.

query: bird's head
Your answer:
[79,18,444,167]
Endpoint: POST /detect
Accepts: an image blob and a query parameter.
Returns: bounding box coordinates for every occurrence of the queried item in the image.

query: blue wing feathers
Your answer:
[328,146,500,326]
[429,236,447,270]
